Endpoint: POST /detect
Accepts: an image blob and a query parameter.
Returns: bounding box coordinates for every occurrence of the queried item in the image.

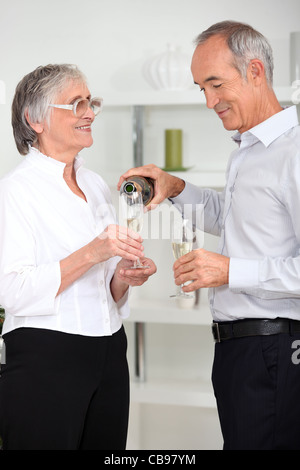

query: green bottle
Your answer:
[120,176,154,206]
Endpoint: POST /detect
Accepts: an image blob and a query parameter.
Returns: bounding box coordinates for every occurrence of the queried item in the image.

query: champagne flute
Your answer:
[171,218,194,298]
[121,191,149,269]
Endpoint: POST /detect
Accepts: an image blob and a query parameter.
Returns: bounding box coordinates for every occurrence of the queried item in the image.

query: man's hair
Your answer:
[12,64,86,155]
[194,20,274,87]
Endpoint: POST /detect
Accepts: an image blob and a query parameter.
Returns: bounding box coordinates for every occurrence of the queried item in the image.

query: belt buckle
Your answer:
[212,322,221,343]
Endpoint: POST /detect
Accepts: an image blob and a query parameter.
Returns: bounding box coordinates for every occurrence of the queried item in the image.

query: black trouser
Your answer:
[212,331,300,450]
[0,326,129,450]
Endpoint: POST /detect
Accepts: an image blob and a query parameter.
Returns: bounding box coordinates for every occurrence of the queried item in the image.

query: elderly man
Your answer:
[118,21,300,450]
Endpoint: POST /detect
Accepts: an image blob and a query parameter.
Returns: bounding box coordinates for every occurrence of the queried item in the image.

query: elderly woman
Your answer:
[0,64,156,450]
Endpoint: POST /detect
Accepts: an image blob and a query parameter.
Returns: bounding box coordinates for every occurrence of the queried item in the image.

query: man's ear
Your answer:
[248,59,265,86]
[25,109,44,134]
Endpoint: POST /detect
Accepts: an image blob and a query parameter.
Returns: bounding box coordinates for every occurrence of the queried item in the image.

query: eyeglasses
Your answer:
[49,97,103,118]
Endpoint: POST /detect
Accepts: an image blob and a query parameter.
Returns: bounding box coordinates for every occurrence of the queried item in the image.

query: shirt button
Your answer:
[99,280,104,287]
[103,299,107,304]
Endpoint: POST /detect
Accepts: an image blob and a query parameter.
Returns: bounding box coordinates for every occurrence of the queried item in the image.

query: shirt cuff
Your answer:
[117,288,130,319]
[105,263,130,319]
[169,181,193,207]
[229,258,260,291]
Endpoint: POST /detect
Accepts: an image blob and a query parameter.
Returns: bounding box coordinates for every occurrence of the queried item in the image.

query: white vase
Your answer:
[143,45,192,91]
[175,292,196,309]
[290,32,300,83]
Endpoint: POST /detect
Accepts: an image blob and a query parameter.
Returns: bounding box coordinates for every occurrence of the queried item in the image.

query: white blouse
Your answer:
[0,147,129,337]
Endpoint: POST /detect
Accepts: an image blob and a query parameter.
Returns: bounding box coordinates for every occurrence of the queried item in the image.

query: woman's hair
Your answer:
[12,64,87,155]
[194,20,274,87]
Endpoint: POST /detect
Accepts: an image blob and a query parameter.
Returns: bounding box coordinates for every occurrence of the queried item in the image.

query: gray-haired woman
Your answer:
[0,64,156,450]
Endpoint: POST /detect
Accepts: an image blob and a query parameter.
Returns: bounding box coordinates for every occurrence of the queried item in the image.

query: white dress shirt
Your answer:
[172,106,300,322]
[0,147,129,336]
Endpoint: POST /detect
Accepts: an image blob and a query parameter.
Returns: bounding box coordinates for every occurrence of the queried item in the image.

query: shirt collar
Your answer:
[232,105,299,148]
[26,146,84,176]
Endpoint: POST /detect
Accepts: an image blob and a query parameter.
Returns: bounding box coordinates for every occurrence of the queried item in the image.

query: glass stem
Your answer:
[134,258,142,268]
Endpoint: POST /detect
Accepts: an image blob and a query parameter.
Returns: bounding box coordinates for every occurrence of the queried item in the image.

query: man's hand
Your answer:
[173,249,230,292]
[117,164,185,210]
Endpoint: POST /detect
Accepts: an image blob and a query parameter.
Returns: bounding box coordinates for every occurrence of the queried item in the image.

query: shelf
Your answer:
[103,86,294,107]
[126,296,212,325]
[104,170,225,189]
[130,377,216,408]
[166,170,225,188]
[103,89,205,106]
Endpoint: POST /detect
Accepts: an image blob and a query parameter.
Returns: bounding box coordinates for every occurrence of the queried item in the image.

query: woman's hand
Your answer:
[117,164,185,210]
[116,258,157,286]
[110,258,157,302]
[89,224,145,264]
[58,224,145,296]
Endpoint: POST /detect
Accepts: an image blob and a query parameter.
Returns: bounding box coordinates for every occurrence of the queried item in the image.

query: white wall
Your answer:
[0,0,299,177]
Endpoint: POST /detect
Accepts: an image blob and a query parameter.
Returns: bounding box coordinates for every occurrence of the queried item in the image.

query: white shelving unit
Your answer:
[126,295,216,412]
[103,86,293,107]
[130,377,216,408]
[103,86,294,450]
[128,296,212,325]
[102,85,294,185]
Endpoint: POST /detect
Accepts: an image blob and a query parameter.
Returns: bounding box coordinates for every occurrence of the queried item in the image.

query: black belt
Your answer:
[212,318,300,343]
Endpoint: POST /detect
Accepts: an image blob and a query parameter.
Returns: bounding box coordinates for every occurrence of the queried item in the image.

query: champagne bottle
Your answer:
[120,176,154,206]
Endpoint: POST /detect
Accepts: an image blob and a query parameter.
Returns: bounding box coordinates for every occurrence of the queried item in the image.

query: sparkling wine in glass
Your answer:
[171,218,194,298]
[121,191,149,269]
